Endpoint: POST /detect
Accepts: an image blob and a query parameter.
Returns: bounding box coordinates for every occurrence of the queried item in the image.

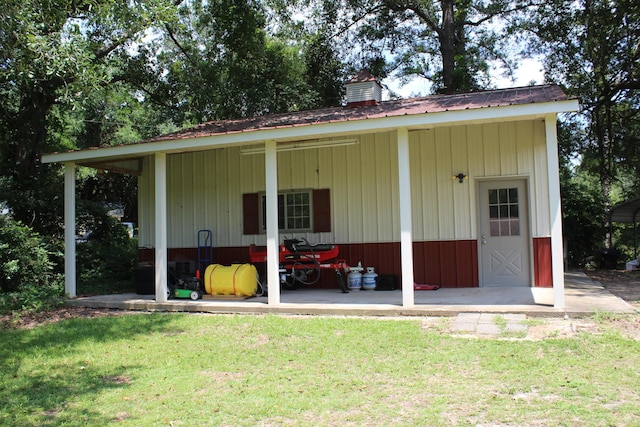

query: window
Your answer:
[243,189,330,235]
[488,187,520,237]
[261,190,312,232]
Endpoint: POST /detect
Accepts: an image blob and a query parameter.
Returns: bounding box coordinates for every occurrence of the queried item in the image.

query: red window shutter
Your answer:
[313,189,331,232]
[243,193,260,235]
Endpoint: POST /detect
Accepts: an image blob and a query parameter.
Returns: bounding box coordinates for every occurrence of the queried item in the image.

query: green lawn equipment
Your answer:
[168,274,203,300]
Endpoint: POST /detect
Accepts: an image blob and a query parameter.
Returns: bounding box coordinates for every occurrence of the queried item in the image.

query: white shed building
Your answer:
[43,78,579,309]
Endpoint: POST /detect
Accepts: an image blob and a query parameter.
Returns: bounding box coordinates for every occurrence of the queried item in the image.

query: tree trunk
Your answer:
[439,0,456,94]
[15,92,49,178]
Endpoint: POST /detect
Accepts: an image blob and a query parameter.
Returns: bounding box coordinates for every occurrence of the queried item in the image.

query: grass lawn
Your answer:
[1,313,639,426]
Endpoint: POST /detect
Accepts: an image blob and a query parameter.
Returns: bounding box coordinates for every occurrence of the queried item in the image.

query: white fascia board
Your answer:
[42,99,579,164]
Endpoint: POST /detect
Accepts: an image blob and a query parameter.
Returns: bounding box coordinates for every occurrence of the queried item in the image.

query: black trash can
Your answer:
[135,266,155,295]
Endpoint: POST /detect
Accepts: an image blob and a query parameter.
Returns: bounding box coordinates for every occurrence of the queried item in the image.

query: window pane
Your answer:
[490,220,500,236]
[499,189,508,204]
[500,205,509,218]
[486,186,522,236]
[490,206,498,219]
[510,219,520,236]
[500,219,510,236]
[278,205,285,229]
[509,188,518,203]
[489,189,498,204]
[262,195,286,230]
[282,190,313,231]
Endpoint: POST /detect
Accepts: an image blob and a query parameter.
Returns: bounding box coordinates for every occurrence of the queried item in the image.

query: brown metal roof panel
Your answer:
[142,85,569,143]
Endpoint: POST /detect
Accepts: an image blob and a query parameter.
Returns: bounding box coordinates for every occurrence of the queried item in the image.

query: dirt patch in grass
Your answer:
[0,306,133,330]
[584,269,640,340]
[584,269,640,309]
[2,270,639,341]
[525,318,601,340]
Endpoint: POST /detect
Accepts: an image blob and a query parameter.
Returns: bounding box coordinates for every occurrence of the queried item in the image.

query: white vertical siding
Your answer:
[435,128,455,238]
[466,124,484,238]
[499,122,518,175]
[329,145,349,242]
[344,139,364,242]
[360,134,378,241]
[482,123,501,175]
[414,130,439,240]
[532,120,550,235]
[451,126,472,239]
[374,132,397,241]
[138,119,551,248]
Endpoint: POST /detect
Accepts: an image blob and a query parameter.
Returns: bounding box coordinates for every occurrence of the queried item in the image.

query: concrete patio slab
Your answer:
[67,271,637,318]
[453,313,528,335]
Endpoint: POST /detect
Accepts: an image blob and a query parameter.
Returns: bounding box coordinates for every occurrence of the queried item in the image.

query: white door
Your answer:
[478,179,531,287]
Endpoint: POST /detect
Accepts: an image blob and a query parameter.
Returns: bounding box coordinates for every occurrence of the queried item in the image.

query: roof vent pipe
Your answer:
[345,70,382,108]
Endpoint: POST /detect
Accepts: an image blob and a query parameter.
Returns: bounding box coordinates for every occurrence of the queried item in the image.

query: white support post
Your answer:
[397,127,415,307]
[155,152,168,302]
[265,140,280,305]
[64,162,76,297]
[545,114,565,309]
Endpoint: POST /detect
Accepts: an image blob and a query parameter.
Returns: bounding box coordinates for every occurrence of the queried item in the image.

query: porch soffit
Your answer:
[42,85,579,165]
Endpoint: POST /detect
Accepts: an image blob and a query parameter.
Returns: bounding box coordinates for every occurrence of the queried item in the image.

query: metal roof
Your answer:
[144,84,570,143]
[42,84,578,164]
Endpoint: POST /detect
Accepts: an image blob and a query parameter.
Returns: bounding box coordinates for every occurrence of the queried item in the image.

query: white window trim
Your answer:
[258,189,314,233]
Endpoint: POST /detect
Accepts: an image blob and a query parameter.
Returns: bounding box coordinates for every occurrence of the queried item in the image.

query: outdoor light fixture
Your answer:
[240,138,359,155]
[453,173,468,183]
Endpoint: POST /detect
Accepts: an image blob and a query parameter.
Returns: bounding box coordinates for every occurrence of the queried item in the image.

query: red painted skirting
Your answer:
[533,237,553,287]
[139,240,479,289]
[139,238,552,288]
[412,240,479,288]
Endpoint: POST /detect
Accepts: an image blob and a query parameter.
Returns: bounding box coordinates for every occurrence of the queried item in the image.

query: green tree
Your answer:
[125,0,345,126]
[527,0,640,257]
[290,0,536,94]
[303,32,345,108]
[0,0,179,232]
[0,215,63,312]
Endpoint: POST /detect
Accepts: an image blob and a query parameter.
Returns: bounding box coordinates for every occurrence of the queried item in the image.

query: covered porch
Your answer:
[43,84,580,311]
[67,272,635,317]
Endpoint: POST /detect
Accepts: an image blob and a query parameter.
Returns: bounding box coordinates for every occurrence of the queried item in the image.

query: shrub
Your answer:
[76,203,137,295]
[0,215,64,313]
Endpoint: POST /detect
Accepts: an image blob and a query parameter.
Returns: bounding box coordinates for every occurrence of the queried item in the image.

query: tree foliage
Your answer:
[529,0,640,191]
[123,0,345,126]
[0,215,64,313]
[286,0,536,94]
[0,0,179,233]
[525,0,640,261]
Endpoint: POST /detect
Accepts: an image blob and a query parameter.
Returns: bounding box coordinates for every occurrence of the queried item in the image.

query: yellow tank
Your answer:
[204,264,258,296]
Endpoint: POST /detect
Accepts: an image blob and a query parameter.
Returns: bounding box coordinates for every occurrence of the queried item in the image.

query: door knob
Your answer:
[481,234,487,244]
